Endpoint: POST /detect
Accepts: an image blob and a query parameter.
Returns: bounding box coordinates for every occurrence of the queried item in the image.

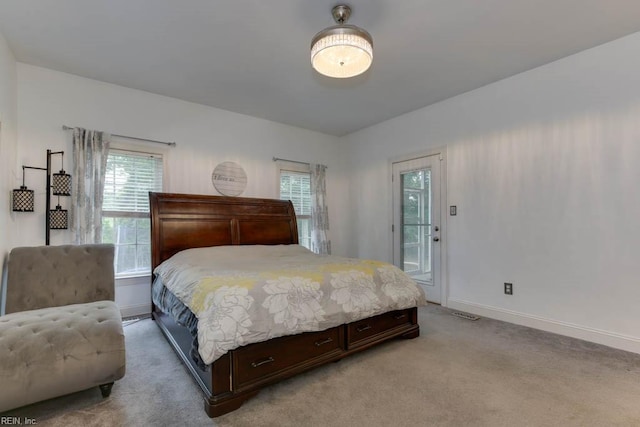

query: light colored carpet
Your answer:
[4,304,640,426]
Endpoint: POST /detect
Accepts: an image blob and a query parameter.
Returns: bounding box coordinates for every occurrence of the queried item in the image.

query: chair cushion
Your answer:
[0,301,126,412]
[4,244,115,314]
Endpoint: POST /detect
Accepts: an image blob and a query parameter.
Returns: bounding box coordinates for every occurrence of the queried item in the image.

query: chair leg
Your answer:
[99,382,114,397]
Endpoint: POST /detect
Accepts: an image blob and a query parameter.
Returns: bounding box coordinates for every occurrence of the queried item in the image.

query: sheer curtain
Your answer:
[72,127,110,244]
[310,163,331,255]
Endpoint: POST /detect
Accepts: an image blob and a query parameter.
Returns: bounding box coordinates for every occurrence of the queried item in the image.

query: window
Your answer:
[279,169,311,249]
[101,149,163,277]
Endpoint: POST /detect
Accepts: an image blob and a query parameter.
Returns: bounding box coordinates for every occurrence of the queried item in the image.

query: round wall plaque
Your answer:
[211,161,247,196]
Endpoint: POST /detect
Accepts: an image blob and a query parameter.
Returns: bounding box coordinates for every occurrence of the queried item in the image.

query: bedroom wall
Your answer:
[15,64,347,316]
[344,32,640,353]
[0,32,17,289]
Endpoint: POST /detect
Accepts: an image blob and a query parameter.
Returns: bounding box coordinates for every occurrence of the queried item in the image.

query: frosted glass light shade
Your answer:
[311,25,373,78]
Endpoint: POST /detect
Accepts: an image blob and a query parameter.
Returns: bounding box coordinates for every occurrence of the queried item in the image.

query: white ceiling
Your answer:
[1,1,640,136]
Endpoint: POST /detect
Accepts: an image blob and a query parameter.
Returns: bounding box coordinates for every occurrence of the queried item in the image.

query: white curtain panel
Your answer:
[310,163,331,255]
[72,128,110,244]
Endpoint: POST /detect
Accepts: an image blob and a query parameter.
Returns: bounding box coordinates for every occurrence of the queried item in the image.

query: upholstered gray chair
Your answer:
[0,244,126,413]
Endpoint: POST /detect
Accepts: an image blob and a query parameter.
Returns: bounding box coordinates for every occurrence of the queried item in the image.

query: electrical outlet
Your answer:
[504,283,513,295]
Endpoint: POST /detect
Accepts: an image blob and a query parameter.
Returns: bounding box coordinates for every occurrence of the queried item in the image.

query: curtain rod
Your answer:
[272,157,310,166]
[62,125,176,147]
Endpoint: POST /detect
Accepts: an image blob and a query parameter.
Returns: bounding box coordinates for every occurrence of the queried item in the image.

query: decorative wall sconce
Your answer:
[11,149,72,245]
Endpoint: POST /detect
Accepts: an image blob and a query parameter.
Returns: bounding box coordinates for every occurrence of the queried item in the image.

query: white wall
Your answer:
[345,32,640,353]
[15,64,347,316]
[0,32,17,278]
[10,32,640,352]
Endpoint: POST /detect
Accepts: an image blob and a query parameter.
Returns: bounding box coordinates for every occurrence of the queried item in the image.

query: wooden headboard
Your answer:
[149,192,299,270]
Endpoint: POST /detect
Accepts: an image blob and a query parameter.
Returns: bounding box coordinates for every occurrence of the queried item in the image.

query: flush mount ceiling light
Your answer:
[311,4,373,79]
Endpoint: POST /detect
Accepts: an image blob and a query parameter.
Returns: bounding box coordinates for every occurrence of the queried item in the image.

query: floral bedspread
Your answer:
[154,244,426,364]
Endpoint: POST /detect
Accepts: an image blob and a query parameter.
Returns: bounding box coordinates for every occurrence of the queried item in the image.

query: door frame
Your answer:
[389,148,448,307]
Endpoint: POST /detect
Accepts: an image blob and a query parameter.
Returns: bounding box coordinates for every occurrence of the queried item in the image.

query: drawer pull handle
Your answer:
[315,337,333,347]
[251,356,275,368]
[394,313,407,320]
[356,324,372,333]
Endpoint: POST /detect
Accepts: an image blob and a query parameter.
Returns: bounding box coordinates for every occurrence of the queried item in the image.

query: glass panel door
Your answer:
[401,169,432,284]
[393,154,441,303]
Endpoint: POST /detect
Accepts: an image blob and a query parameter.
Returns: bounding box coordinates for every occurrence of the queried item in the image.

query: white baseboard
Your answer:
[119,303,151,319]
[447,298,640,355]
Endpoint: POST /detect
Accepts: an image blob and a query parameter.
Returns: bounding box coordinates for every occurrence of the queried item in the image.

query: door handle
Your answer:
[433,237,440,242]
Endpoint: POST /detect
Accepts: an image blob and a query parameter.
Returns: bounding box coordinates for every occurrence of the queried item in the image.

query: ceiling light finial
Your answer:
[311,4,373,79]
[332,5,351,24]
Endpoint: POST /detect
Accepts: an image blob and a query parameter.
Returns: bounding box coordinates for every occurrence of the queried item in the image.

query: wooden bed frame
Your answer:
[150,192,420,417]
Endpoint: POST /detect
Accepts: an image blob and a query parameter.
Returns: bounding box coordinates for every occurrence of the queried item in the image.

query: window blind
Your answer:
[279,170,311,216]
[103,149,163,213]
